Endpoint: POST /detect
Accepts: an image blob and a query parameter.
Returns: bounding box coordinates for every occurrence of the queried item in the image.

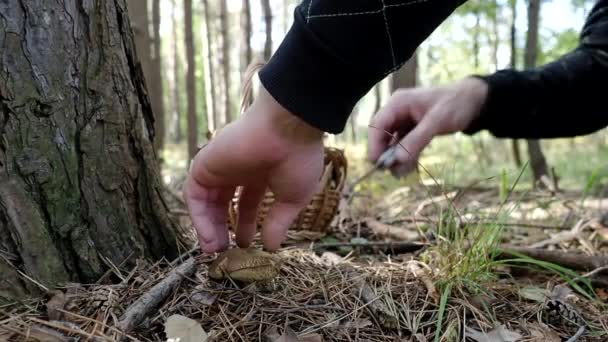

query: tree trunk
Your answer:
[509,0,522,168]
[391,51,418,90]
[491,0,499,71]
[524,0,549,185]
[185,0,198,159]
[127,0,152,82]
[220,0,232,124]
[241,0,253,75]
[151,0,166,152]
[0,0,180,301]
[473,8,481,72]
[171,0,183,143]
[374,84,382,114]
[261,0,273,60]
[203,0,218,131]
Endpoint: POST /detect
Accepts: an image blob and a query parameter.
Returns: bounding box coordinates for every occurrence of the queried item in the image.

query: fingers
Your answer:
[368,89,417,163]
[389,113,439,176]
[183,174,234,253]
[234,185,267,248]
[260,200,305,252]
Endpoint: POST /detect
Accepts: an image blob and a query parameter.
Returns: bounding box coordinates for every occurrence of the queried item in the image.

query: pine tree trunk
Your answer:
[151,0,166,152]
[185,0,198,159]
[0,0,180,302]
[391,51,418,90]
[509,0,522,168]
[374,84,382,114]
[491,0,499,70]
[220,0,232,123]
[171,0,182,143]
[473,8,481,72]
[524,0,549,185]
[261,0,273,60]
[203,0,219,130]
[241,0,253,74]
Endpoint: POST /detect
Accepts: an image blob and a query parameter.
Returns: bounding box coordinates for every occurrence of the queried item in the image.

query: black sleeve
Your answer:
[258,0,467,134]
[464,0,608,139]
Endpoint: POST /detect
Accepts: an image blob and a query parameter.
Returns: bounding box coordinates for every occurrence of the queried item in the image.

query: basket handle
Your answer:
[239,58,267,114]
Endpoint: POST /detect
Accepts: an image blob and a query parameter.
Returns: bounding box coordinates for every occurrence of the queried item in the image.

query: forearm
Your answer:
[259,0,466,134]
[465,1,608,139]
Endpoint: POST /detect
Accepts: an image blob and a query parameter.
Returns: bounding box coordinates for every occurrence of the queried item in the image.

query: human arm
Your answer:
[464,0,608,139]
[184,0,468,253]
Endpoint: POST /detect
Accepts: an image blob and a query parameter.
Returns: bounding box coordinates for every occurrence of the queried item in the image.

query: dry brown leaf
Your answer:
[406,261,438,303]
[518,286,547,303]
[596,288,608,301]
[300,333,323,342]
[465,324,522,342]
[340,318,372,329]
[46,290,67,321]
[365,219,419,241]
[269,327,301,342]
[25,325,68,342]
[190,288,217,306]
[528,323,561,342]
[165,314,208,342]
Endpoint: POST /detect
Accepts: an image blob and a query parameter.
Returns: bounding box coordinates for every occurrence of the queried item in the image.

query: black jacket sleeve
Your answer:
[258,0,467,134]
[464,0,608,139]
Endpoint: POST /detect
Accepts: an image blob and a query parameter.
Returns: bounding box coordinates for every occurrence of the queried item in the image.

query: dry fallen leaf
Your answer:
[465,324,522,342]
[26,325,68,342]
[596,288,608,301]
[518,286,547,303]
[46,290,67,321]
[528,323,561,342]
[165,314,208,342]
[300,333,323,342]
[190,289,217,306]
[340,318,372,329]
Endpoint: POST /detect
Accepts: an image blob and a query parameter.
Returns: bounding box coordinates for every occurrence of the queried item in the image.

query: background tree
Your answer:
[220,0,232,124]
[0,0,180,300]
[185,0,198,159]
[262,0,273,60]
[151,0,166,152]
[524,0,550,186]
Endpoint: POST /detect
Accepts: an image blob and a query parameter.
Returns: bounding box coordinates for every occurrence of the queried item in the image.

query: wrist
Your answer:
[252,85,324,145]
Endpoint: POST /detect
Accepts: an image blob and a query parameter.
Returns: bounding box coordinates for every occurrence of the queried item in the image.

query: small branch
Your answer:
[303,241,427,255]
[497,246,608,271]
[117,258,196,337]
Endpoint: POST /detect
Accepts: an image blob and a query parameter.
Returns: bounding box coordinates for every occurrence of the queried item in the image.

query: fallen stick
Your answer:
[364,219,420,241]
[304,240,427,255]
[117,258,196,338]
[496,246,608,271]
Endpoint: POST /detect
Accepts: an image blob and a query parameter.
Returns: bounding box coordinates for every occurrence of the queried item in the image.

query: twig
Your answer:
[566,325,585,342]
[497,246,608,271]
[302,241,427,255]
[117,258,196,338]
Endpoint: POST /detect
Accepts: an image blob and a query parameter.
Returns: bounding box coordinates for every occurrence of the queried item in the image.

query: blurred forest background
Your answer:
[132,0,606,194]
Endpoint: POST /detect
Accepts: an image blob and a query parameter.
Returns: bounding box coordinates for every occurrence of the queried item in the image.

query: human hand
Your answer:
[368,77,488,175]
[183,86,324,254]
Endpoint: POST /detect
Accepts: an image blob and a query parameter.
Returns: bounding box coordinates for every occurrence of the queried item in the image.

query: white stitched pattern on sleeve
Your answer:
[305,0,432,74]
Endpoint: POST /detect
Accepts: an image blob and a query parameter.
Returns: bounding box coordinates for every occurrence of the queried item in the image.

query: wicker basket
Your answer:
[227,146,347,233]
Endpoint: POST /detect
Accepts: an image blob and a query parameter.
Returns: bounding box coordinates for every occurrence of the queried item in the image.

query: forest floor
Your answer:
[2,142,608,341]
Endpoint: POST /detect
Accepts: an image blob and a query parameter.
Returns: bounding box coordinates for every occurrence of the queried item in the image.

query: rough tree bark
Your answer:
[0,0,180,301]
[524,0,549,185]
[171,0,182,143]
[220,0,232,123]
[151,0,166,152]
[203,0,218,131]
[509,0,522,168]
[261,0,273,60]
[185,0,198,159]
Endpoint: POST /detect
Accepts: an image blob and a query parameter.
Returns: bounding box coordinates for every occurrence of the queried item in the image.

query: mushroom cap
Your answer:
[208,247,280,282]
